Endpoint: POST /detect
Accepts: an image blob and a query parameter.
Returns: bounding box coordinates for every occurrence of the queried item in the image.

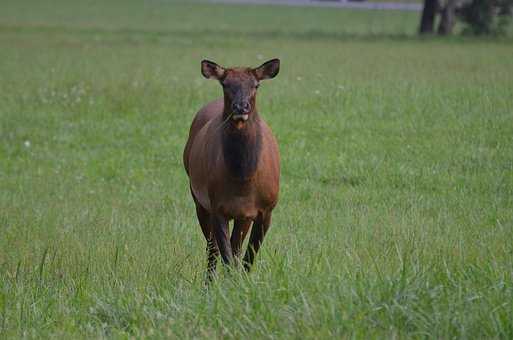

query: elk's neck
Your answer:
[221,116,262,181]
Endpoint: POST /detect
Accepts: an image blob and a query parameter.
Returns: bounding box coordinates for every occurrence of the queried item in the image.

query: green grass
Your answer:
[1,0,513,338]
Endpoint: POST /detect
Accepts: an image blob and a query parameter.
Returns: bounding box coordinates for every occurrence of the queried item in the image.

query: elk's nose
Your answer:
[232,102,250,114]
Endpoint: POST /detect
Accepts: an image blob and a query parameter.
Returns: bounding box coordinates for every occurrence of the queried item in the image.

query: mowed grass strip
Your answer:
[1,0,513,338]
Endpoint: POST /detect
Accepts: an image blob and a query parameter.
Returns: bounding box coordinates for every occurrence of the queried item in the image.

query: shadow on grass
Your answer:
[5,23,509,46]
[0,24,430,43]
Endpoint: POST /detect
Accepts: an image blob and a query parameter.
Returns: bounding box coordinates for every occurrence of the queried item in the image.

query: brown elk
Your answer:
[183,59,280,280]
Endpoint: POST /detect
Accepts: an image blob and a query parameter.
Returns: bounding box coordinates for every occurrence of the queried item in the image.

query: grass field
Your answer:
[1,0,513,338]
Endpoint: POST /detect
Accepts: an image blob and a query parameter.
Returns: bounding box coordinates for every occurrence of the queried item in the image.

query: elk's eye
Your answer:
[255,83,260,89]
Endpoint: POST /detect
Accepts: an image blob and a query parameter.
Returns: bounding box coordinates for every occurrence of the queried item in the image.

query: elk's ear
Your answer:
[253,58,280,80]
[201,60,225,80]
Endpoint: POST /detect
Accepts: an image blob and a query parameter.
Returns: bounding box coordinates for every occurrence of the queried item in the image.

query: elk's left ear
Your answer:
[253,58,280,80]
[201,60,225,80]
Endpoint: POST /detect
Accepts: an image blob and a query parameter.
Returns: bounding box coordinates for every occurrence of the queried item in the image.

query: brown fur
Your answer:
[183,59,280,279]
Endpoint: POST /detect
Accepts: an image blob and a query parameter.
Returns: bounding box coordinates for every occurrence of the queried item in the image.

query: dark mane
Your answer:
[222,120,262,180]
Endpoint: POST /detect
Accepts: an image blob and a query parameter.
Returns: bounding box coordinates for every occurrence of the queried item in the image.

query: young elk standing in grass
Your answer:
[183,59,280,280]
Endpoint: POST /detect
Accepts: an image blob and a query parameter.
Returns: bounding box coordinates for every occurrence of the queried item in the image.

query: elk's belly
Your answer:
[191,179,261,219]
[217,194,260,220]
[191,178,276,220]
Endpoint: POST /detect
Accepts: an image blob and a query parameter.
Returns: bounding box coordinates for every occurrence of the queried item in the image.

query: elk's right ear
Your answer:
[201,60,225,80]
[253,58,280,81]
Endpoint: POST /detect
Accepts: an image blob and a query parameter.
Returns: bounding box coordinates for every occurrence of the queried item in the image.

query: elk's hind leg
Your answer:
[243,211,272,271]
[195,204,218,281]
[191,190,218,281]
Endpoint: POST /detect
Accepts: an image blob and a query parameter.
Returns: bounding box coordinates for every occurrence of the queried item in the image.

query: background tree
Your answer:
[459,0,513,35]
[419,0,512,36]
[438,0,458,35]
[419,0,439,34]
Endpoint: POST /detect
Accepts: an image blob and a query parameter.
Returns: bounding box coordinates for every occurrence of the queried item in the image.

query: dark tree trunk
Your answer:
[498,0,513,15]
[420,0,439,34]
[438,0,457,35]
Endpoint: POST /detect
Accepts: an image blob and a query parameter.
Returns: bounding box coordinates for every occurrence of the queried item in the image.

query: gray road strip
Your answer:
[207,0,422,11]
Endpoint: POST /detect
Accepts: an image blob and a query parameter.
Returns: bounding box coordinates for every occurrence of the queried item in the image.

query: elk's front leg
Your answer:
[231,218,252,261]
[243,211,272,271]
[212,214,234,265]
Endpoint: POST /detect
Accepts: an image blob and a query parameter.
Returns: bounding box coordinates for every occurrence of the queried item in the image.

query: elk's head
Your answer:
[201,59,280,125]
